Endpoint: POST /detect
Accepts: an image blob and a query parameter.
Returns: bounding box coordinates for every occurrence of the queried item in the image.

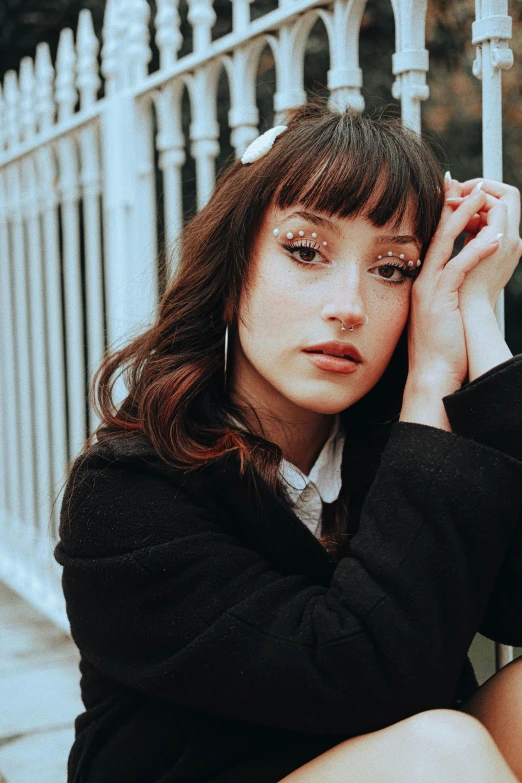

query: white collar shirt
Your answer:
[226,412,346,538]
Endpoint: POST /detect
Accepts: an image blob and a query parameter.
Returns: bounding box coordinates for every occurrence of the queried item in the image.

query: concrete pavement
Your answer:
[0,581,82,783]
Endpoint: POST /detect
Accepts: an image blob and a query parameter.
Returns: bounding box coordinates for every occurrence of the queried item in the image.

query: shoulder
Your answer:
[58,431,216,559]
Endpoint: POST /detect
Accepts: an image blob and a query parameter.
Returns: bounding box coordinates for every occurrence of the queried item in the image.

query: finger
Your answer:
[462,208,489,237]
[459,178,514,199]
[419,191,488,284]
[462,214,487,241]
[442,179,462,196]
[443,176,462,205]
[482,197,508,237]
[442,232,501,294]
[424,189,490,274]
[458,178,520,230]
[445,191,499,210]
[448,192,507,245]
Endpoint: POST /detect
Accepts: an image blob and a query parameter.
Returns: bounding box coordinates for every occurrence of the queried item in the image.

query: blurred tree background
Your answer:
[1,0,520,352]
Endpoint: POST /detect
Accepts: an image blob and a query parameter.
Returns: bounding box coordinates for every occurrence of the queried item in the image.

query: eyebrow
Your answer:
[283,211,342,237]
[373,234,420,250]
[283,211,420,251]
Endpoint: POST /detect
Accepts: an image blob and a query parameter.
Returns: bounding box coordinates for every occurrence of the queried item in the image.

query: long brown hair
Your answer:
[74,99,446,560]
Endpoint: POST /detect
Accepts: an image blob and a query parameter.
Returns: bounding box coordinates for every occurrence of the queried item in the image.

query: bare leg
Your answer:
[278,709,519,783]
[461,655,522,781]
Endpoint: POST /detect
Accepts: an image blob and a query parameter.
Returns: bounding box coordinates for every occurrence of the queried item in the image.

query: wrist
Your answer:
[459,295,497,319]
[404,368,462,398]
[400,375,461,432]
[459,296,513,382]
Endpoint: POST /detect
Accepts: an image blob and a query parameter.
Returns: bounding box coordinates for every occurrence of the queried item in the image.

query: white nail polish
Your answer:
[474,181,484,193]
[444,171,451,182]
[496,233,503,240]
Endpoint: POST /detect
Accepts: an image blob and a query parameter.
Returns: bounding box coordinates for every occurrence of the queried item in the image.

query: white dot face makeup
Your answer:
[230,206,423,439]
[270,223,423,277]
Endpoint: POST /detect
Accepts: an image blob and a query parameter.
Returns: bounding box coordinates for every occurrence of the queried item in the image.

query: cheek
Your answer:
[371,281,410,324]
[241,263,307,343]
[367,288,410,363]
[380,291,410,334]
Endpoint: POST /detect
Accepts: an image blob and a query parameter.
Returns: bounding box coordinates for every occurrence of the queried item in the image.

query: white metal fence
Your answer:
[0,0,515,668]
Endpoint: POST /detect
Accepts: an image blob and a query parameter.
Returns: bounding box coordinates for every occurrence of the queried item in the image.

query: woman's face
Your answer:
[230,201,421,422]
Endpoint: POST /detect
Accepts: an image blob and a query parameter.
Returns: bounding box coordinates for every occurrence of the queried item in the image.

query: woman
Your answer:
[55,101,522,782]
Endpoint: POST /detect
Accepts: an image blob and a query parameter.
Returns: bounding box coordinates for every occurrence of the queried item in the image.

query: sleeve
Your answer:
[55,423,522,738]
[443,353,522,645]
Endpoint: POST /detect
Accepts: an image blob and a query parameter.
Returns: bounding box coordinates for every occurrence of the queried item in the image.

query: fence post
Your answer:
[391,0,430,134]
[472,0,514,673]
[322,0,365,114]
[77,11,105,435]
[100,0,159,408]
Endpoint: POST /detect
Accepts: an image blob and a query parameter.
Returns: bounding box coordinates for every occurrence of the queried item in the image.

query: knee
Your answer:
[461,656,522,738]
[492,654,522,696]
[403,709,496,778]
[408,708,492,751]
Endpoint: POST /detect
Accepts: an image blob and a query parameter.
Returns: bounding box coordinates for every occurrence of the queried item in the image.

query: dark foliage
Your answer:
[2,0,520,351]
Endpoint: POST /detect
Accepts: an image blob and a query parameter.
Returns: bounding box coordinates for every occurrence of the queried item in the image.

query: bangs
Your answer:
[267,109,444,254]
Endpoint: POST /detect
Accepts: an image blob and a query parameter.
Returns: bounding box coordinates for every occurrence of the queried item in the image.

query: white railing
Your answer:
[0,0,514,671]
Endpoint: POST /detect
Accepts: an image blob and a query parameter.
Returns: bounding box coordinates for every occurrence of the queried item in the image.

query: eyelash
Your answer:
[281,241,419,284]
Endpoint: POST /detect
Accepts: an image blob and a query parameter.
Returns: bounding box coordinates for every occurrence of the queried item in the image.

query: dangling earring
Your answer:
[224,324,229,392]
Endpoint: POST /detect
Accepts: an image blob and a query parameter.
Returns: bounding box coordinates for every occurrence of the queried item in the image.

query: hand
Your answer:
[445,177,522,310]
[407,178,501,389]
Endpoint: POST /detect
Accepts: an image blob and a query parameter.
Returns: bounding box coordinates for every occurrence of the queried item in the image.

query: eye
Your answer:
[371,260,418,285]
[282,240,325,266]
[282,242,419,283]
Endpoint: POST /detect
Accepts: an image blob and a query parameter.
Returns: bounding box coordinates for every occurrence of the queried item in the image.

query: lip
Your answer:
[305,352,361,374]
[303,341,363,363]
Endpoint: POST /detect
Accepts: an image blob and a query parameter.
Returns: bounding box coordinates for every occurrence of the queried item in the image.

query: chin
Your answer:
[281,386,366,415]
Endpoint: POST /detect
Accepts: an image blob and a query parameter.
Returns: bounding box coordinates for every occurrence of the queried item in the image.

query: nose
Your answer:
[321,263,366,332]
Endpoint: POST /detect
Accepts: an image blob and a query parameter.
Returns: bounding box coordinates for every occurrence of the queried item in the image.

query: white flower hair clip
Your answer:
[240,125,288,164]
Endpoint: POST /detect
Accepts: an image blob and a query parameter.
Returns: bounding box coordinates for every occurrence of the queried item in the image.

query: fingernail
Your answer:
[445,197,459,202]
[474,181,484,193]
[496,233,503,241]
[444,171,452,182]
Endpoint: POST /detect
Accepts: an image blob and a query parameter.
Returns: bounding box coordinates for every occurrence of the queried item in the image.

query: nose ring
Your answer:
[341,315,368,332]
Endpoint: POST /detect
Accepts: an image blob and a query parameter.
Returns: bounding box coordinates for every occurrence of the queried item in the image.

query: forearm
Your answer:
[460,297,513,382]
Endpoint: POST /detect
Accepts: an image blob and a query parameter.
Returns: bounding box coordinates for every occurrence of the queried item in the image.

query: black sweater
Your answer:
[55,355,522,783]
